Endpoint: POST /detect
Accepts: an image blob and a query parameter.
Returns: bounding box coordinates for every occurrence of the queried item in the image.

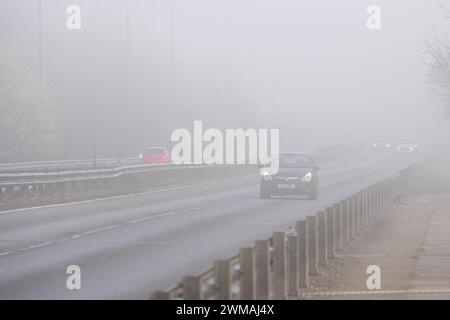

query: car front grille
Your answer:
[274,176,301,181]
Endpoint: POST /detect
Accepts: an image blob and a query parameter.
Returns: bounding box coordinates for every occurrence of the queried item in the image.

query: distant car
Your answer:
[139,147,171,164]
[259,152,319,200]
[372,142,392,150]
[395,139,417,154]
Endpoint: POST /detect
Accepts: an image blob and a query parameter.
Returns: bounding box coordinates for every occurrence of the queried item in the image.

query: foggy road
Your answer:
[0,148,419,299]
[1,0,449,307]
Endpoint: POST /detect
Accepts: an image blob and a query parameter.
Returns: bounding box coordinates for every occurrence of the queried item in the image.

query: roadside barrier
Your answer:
[151,167,410,300]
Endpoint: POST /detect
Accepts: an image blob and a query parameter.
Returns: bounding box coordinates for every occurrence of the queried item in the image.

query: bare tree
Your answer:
[424,4,450,117]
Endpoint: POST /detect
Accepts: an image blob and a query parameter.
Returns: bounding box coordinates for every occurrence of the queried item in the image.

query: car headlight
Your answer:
[262,171,273,180]
[301,172,312,182]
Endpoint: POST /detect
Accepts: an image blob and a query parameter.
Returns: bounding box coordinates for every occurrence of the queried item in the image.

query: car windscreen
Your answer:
[278,154,311,168]
[144,148,166,155]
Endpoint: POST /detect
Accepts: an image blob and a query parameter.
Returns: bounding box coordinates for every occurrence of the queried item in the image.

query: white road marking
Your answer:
[0,210,178,257]
[0,194,252,258]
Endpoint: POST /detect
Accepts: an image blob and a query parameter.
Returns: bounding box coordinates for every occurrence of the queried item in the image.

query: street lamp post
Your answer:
[38,0,43,82]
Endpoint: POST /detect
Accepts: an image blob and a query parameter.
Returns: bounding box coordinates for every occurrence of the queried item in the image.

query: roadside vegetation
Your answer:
[0,46,61,162]
[406,157,450,194]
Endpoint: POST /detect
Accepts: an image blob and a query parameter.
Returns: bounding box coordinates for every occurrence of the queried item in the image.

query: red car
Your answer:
[139,147,171,164]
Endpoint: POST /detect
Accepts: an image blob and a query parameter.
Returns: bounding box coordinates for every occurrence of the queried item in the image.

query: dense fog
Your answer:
[1,0,449,161]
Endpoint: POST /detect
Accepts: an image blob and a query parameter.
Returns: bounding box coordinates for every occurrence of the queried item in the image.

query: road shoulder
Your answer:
[300,195,450,299]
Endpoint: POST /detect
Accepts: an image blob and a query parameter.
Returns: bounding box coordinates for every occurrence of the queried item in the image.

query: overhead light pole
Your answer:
[169,0,174,129]
[37,0,42,83]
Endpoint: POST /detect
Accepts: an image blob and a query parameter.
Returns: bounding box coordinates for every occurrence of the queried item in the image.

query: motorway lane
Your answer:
[0,149,418,299]
[0,148,369,253]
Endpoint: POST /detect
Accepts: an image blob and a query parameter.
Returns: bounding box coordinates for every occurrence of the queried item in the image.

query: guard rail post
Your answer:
[296,220,309,289]
[349,196,355,240]
[375,183,380,217]
[152,290,171,300]
[370,186,374,222]
[215,260,231,300]
[272,231,287,300]
[326,207,335,259]
[366,188,371,228]
[183,275,202,300]
[370,185,375,223]
[335,202,343,251]
[384,180,389,210]
[389,178,394,206]
[255,240,270,300]
[356,192,362,236]
[239,247,255,299]
[341,199,350,244]
[363,189,369,230]
[287,234,298,297]
[384,180,388,209]
[317,211,328,267]
[307,216,319,275]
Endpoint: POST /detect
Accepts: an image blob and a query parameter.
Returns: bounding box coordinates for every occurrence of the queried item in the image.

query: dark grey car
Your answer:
[259,152,319,199]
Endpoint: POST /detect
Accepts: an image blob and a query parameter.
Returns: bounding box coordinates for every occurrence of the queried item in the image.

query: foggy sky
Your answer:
[1,0,449,159]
